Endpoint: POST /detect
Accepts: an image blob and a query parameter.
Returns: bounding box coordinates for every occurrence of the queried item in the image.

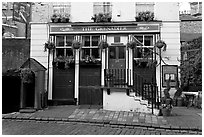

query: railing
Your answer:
[133,72,159,109]
[104,69,128,87]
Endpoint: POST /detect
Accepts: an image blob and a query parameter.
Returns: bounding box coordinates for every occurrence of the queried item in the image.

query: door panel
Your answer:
[53,68,75,100]
[79,66,102,105]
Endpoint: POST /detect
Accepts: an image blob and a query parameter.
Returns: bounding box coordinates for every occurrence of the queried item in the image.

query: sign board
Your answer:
[50,24,160,34]
[162,65,178,87]
[13,2,31,23]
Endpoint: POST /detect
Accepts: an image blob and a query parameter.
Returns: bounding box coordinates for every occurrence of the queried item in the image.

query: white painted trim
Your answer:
[101,49,105,86]
[75,49,79,105]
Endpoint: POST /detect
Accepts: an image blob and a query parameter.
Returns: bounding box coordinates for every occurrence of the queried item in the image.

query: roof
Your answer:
[180,33,202,42]
[20,58,47,71]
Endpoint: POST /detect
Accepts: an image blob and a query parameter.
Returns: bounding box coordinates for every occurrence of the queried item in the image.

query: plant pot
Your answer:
[177,97,183,106]
[162,108,171,116]
[156,42,164,49]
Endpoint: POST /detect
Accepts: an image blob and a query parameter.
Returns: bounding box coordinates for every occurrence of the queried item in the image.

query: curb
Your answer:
[2,115,202,133]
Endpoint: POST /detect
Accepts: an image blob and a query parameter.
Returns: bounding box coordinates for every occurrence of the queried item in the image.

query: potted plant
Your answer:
[20,68,34,83]
[54,56,66,69]
[160,76,173,116]
[44,41,55,52]
[91,13,112,23]
[135,11,154,22]
[51,13,61,23]
[72,40,81,49]
[61,13,70,23]
[155,40,167,51]
[127,41,137,49]
[98,40,109,49]
[64,56,75,68]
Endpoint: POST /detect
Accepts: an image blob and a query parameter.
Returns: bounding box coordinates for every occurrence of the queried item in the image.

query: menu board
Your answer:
[162,65,178,87]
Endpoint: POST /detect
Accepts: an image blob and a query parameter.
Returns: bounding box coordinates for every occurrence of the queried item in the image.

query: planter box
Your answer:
[162,108,171,116]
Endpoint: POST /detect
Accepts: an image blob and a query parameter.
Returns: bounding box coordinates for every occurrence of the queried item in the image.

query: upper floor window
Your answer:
[135,2,154,16]
[52,2,71,15]
[93,2,112,15]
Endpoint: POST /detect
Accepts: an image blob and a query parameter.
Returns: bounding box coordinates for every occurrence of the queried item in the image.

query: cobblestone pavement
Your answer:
[2,119,201,135]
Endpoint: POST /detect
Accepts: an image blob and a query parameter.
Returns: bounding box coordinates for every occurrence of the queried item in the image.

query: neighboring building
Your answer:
[180,2,202,43]
[30,2,180,114]
[2,2,31,38]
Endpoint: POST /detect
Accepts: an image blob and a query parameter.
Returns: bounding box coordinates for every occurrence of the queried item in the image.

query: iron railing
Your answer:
[133,72,159,109]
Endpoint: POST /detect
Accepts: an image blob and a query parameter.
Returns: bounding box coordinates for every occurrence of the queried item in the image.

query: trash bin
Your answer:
[20,58,47,110]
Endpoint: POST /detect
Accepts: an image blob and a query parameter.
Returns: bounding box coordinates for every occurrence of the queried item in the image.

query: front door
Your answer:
[108,35,127,85]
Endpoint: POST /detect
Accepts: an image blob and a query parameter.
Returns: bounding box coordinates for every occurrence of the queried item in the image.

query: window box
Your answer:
[91,13,112,23]
[135,11,154,22]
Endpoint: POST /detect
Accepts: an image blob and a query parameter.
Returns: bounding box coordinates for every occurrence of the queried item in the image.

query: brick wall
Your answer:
[2,38,30,72]
[180,21,202,33]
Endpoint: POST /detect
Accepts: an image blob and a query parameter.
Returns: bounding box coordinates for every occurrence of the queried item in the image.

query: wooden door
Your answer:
[53,68,75,101]
[79,66,102,105]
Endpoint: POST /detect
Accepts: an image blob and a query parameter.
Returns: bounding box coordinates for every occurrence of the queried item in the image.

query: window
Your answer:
[81,35,100,60]
[52,2,71,15]
[135,2,154,16]
[133,35,154,59]
[55,35,74,57]
[93,2,112,14]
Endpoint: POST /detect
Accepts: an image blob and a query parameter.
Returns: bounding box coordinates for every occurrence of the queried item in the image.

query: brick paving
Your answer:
[2,105,202,133]
[2,119,201,135]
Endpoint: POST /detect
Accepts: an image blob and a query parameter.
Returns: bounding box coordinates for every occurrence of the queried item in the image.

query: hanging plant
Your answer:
[98,40,109,49]
[72,40,82,49]
[44,41,55,52]
[127,41,137,49]
[20,68,34,83]
[155,40,167,51]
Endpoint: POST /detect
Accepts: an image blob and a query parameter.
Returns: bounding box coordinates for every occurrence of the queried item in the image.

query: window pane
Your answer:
[92,36,100,46]
[134,36,143,43]
[118,47,125,59]
[93,2,112,14]
[56,36,64,47]
[144,36,153,46]
[82,49,90,59]
[56,49,64,57]
[66,35,74,47]
[92,48,100,58]
[109,47,116,59]
[66,49,73,56]
[83,36,90,47]
[134,48,142,58]
[144,48,153,58]
[114,36,120,43]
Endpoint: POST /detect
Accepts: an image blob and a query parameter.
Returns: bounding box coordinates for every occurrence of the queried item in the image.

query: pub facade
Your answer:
[30,2,180,114]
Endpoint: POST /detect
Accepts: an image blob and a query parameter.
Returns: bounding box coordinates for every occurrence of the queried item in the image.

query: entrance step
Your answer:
[19,108,36,113]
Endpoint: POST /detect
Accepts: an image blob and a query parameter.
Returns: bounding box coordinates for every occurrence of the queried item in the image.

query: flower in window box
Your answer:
[98,40,109,49]
[127,41,137,49]
[61,13,70,23]
[20,68,35,83]
[91,13,112,23]
[44,41,55,52]
[155,40,167,51]
[51,13,61,23]
[135,11,154,22]
[72,40,82,49]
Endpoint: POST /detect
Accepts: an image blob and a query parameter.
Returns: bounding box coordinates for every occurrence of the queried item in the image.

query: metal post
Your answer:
[159,48,162,103]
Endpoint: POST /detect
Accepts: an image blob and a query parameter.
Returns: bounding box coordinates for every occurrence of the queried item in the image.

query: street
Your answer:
[2,119,200,135]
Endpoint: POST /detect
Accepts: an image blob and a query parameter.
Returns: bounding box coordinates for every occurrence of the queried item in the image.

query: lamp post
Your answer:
[156,41,164,104]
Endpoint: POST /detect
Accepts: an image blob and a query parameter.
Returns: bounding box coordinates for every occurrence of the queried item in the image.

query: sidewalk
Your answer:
[2,105,202,132]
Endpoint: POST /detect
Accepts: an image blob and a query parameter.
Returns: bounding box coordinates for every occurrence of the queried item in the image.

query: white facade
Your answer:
[30,2,180,113]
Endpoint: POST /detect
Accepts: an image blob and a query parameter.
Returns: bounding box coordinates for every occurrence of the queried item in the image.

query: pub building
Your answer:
[30,2,180,114]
